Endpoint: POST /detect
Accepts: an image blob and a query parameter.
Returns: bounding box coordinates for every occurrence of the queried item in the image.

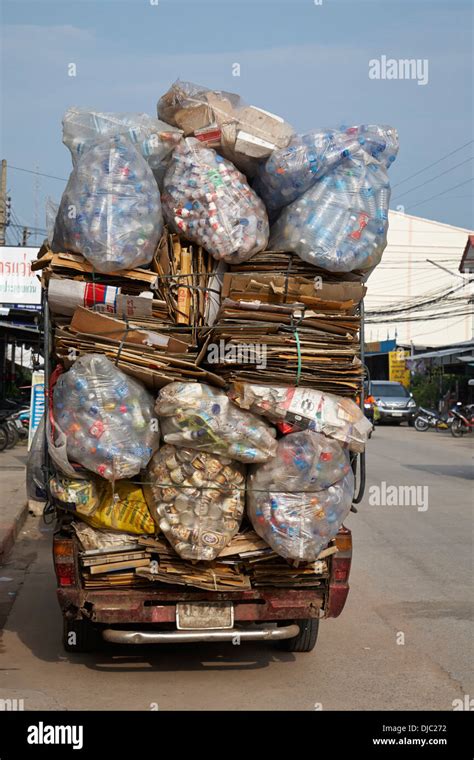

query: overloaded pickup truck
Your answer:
[53,521,353,653]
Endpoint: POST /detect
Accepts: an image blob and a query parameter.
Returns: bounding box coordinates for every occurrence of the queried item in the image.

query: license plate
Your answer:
[391,412,403,417]
[176,602,234,630]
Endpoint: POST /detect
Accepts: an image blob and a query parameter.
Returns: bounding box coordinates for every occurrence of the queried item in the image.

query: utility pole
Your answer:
[0,160,7,246]
[22,227,29,246]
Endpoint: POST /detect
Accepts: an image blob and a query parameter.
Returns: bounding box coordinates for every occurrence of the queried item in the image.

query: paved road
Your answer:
[0,426,472,710]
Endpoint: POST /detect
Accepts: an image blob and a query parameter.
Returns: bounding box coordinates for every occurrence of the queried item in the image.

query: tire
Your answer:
[0,426,8,452]
[451,419,465,438]
[414,417,429,432]
[5,424,19,449]
[279,618,319,653]
[63,617,102,653]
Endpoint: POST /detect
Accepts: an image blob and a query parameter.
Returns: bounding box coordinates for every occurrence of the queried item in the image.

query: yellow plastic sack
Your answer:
[50,474,155,535]
[82,481,156,535]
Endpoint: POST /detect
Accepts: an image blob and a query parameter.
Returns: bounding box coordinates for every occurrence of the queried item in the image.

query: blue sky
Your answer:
[1,0,472,245]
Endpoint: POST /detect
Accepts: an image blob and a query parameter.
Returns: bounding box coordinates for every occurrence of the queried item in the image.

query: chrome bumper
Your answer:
[102,624,300,645]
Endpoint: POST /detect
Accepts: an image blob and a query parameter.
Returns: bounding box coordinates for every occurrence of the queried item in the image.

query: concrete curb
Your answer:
[0,501,29,565]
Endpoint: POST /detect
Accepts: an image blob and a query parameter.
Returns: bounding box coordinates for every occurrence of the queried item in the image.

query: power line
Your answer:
[365,282,467,316]
[366,310,473,324]
[406,178,474,211]
[8,222,46,233]
[392,139,474,189]
[393,157,473,201]
[8,207,25,246]
[8,165,68,182]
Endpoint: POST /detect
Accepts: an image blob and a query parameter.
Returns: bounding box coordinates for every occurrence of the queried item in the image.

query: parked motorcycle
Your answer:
[12,408,30,438]
[0,402,30,450]
[414,406,454,432]
[450,403,474,437]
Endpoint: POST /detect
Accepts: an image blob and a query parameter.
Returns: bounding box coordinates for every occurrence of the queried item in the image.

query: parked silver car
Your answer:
[371,381,418,425]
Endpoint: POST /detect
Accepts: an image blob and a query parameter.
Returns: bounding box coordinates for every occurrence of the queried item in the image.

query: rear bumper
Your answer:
[102,624,300,644]
[58,587,325,625]
[378,408,415,422]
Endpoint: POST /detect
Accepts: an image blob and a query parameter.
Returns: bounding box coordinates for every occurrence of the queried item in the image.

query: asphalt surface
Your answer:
[0,425,472,711]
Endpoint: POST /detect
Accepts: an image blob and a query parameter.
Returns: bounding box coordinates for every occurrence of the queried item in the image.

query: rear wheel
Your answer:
[278,618,319,653]
[414,417,429,432]
[451,419,465,438]
[63,617,102,653]
[5,424,19,448]
[0,426,7,452]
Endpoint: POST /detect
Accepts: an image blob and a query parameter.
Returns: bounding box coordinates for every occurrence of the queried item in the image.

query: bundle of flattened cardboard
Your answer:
[202,256,366,395]
[74,522,335,591]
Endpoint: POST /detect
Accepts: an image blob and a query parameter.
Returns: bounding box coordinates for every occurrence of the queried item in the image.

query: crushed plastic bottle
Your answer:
[53,134,163,273]
[53,354,159,480]
[247,431,354,561]
[161,137,269,263]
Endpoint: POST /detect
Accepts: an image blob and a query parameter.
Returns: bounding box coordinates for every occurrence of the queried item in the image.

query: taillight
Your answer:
[332,557,351,582]
[53,538,76,587]
[56,565,76,586]
[332,530,352,583]
[334,531,352,553]
[53,539,74,560]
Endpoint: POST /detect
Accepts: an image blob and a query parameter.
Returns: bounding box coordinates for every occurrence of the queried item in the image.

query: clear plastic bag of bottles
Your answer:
[155,382,277,463]
[228,382,372,453]
[162,138,269,263]
[268,126,398,273]
[53,354,159,480]
[247,431,354,561]
[157,80,293,175]
[62,107,182,189]
[147,444,245,560]
[52,135,163,273]
[254,125,398,215]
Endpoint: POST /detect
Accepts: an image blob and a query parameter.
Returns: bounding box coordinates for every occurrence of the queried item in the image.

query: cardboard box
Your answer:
[70,307,188,353]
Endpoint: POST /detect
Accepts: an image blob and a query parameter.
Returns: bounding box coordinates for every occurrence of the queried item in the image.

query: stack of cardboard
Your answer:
[153,232,227,331]
[76,524,335,591]
[35,234,225,390]
[230,249,368,282]
[203,269,366,395]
